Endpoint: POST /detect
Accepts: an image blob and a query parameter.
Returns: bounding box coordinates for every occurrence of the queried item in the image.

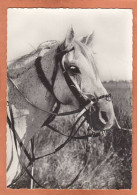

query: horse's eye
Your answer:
[69,66,80,74]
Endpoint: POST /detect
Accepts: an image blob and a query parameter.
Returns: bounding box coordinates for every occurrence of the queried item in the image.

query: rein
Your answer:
[7,45,113,188]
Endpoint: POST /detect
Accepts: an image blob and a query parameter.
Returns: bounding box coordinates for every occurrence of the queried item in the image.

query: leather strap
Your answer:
[56,46,91,107]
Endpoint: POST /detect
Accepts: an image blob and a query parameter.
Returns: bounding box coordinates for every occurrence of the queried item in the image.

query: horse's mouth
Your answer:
[86,109,114,137]
[85,120,109,137]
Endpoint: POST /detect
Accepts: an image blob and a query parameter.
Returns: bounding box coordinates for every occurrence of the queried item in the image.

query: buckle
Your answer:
[106,94,111,101]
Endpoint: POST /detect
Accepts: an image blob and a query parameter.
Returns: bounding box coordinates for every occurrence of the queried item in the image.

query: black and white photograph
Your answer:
[7,8,132,189]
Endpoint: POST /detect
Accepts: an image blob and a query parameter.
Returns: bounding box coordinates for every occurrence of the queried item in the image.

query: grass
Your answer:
[11,80,132,189]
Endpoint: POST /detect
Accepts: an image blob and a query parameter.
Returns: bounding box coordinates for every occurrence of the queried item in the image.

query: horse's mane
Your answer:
[7,41,59,79]
[8,40,59,68]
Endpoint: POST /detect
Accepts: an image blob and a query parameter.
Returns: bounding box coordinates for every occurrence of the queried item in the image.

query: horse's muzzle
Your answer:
[86,102,114,132]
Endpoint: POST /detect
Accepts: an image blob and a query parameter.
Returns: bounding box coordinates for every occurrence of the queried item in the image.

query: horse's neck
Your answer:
[7,45,59,146]
[8,43,58,109]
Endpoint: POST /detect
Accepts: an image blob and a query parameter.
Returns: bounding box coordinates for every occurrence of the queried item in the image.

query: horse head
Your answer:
[53,27,116,132]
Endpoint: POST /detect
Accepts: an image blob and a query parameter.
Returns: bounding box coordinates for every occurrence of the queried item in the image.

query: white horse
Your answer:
[7,27,116,187]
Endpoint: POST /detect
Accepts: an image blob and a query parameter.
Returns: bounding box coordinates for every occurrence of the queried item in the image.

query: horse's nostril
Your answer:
[101,111,108,122]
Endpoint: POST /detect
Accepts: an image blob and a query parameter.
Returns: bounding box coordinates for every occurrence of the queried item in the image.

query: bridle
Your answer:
[7,45,112,188]
[56,46,112,106]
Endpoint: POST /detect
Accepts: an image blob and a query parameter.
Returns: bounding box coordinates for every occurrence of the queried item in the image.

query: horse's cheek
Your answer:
[53,71,72,104]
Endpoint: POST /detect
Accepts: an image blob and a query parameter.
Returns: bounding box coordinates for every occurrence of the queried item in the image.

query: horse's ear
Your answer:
[80,32,94,47]
[64,27,75,48]
[79,35,89,44]
[85,32,94,47]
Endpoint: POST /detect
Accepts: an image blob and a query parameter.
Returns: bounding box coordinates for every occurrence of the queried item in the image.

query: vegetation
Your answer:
[12,81,132,189]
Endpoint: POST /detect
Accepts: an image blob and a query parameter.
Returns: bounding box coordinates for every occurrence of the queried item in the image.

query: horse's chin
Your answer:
[94,123,113,131]
[87,120,114,134]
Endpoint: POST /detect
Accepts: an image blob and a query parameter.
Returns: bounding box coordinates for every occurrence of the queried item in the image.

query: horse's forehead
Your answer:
[65,46,89,63]
[65,51,77,62]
